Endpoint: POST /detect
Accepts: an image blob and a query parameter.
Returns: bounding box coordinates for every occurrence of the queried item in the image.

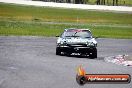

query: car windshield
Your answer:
[61,30,92,38]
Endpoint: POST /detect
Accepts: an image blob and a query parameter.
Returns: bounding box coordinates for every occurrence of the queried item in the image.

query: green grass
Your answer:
[0,3,132,38]
[0,3,132,24]
[0,20,132,38]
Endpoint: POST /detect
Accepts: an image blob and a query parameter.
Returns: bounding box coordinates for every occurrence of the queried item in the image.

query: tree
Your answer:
[66,0,71,3]
[97,0,106,5]
[103,0,105,5]
[75,0,84,4]
[107,0,109,5]
[113,0,118,6]
[116,0,118,6]
[101,0,105,5]
[96,0,100,5]
[113,0,115,6]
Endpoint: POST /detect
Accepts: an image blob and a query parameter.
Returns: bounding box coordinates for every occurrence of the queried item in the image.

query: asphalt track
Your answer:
[0,36,132,88]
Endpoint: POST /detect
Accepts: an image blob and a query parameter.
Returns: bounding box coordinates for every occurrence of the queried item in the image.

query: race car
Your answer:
[56,28,97,59]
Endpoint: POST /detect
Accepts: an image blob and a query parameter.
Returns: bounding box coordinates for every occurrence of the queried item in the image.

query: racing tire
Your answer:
[89,48,97,59]
[56,47,61,55]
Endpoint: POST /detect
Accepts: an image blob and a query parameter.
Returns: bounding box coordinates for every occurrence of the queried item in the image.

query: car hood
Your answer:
[57,37,97,44]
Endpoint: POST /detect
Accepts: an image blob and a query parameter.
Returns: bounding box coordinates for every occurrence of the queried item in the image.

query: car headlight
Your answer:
[86,42,94,46]
[56,41,63,45]
[60,41,64,45]
[56,41,61,46]
[57,41,68,47]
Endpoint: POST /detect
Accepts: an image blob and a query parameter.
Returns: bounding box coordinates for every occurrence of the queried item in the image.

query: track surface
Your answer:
[0,36,132,88]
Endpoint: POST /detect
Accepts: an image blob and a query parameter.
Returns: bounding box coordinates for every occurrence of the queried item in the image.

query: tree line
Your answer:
[33,0,120,6]
[96,0,119,6]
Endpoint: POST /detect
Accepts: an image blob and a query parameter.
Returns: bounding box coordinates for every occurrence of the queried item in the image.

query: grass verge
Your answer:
[0,3,132,38]
[0,20,132,38]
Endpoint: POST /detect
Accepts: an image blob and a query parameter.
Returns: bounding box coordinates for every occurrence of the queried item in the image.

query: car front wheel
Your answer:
[56,47,61,55]
[89,48,97,59]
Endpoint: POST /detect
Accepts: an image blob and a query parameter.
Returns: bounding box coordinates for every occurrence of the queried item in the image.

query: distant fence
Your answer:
[32,0,132,6]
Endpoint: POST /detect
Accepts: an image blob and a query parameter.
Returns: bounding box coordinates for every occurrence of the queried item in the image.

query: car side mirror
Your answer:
[93,36,99,39]
[56,35,59,37]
